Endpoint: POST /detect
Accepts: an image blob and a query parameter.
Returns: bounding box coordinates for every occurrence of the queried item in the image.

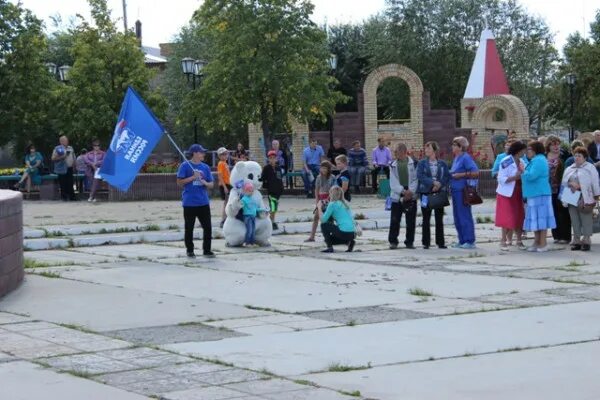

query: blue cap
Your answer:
[188,144,206,154]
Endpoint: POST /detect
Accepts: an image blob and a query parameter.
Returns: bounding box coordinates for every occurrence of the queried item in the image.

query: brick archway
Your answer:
[471,95,529,157]
[363,64,424,158]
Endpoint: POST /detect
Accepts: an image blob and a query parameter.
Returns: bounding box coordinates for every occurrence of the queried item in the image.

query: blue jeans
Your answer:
[244,215,256,244]
[451,190,475,245]
[302,164,320,194]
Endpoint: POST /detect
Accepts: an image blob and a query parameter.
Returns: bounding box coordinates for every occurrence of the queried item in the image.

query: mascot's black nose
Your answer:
[247,173,254,180]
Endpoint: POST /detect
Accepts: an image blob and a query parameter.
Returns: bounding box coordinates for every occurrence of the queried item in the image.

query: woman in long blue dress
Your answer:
[14,144,43,194]
[449,136,479,249]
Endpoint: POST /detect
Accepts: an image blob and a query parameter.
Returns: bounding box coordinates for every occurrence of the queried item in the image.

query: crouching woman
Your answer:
[318,186,356,253]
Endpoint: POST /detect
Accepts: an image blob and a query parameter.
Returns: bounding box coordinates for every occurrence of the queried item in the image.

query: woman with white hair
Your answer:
[317,186,356,253]
[449,136,479,249]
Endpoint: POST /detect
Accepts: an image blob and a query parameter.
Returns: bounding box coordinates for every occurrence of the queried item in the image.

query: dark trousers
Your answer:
[57,167,76,200]
[183,205,212,253]
[371,166,390,189]
[321,222,355,248]
[244,215,256,244]
[551,193,572,242]
[422,207,445,247]
[388,199,417,246]
[302,164,320,194]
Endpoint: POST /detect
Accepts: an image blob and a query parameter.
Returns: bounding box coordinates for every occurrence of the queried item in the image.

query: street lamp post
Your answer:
[58,65,71,82]
[181,58,207,144]
[566,73,576,142]
[328,53,338,149]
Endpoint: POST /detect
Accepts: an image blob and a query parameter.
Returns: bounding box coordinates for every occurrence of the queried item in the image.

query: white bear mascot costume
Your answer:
[223,161,273,246]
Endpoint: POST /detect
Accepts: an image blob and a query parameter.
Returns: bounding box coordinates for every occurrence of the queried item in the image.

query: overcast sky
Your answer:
[12,0,600,51]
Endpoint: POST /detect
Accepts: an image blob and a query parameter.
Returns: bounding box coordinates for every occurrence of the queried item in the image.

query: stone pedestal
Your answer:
[0,190,24,297]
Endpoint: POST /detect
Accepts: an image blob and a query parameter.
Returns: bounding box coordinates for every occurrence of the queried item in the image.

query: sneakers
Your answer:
[450,243,462,249]
[570,244,582,251]
[526,246,537,252]
[321,247,334,253]
[516,242,527,251]
[272,222,279,230]
[346,240,356,253]
[203,251,216,258]
[460,243,476,249]
[536,246,549,253]
[186,251,196,258]
[500,243,509,251]
[389,243,399,250]
[581,244,591,251]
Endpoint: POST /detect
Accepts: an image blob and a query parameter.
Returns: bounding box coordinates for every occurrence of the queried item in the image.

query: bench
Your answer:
[0,173,87,200]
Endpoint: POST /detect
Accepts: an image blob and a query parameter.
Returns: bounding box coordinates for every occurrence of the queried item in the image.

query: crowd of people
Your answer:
[13,135,106,202]
[12,130,600,257]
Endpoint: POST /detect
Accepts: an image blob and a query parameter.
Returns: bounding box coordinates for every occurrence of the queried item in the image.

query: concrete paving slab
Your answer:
[1,275,263,331]
[0,312,32,325]
[0,361,150,400]
[304,341,600,400]
[261,388,354,400]
[165,301,600,376]
[55,253,575,313]
[44,353,136,375]
[23,249,121,265]
[156,361,232,376]
[122,376,209,396]
[224,379,311,395]
[235,325,297,335]
[104,323,245,345]
[302,306,433,325]
[162,386,251,400]
[384,297,512,315]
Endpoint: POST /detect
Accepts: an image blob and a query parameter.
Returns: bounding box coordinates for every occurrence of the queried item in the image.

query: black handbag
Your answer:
[427,191,450,209]
[463,185,483,205]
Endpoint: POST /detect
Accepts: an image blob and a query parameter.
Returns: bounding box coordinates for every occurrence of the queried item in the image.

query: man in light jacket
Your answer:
[388,143,418,249]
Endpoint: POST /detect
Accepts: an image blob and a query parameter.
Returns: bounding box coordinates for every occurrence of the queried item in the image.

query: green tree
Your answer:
[190,0,347,145]
[55,0,164,151]
[546,12,600,132]
[361,0,558,127]
[0,0,57,158]
[158,21,246,150]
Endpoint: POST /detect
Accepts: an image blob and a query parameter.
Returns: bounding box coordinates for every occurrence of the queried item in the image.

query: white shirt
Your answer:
[496,155,522,198]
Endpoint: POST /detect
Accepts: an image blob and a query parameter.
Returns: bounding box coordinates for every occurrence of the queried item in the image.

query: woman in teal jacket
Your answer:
[522,140,556,252]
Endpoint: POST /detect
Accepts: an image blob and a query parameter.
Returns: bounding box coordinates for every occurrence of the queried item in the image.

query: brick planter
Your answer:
[108,173,220,201]
[0,190,24,297]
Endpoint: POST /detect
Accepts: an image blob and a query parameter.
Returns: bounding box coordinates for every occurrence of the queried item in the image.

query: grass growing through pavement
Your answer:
[339,390,362,397]
[34,271,62,279]
[24,258,76,269]
[327,362,371,372]
[408,287,433,297]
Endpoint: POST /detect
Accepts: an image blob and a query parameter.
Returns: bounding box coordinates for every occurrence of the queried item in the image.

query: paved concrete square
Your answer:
[4,199,600,399]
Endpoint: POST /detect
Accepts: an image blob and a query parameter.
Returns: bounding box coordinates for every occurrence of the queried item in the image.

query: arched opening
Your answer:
[376,77,411,147]
[363,64,424,159]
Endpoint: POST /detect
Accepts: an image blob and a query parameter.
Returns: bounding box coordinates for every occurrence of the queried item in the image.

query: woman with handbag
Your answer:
[449,136,479,249]
[417,141,450,249]
[495,141,527,251]
[546,135,572,244]
[522,140,555,252]
[388,143,418,250]
[560,147,600,251]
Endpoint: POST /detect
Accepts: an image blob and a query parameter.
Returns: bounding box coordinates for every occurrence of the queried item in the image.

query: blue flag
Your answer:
[100,87,164,191]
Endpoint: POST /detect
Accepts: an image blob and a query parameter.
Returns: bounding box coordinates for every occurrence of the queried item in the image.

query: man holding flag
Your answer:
[176,144,215,258]
[100,86,215,258]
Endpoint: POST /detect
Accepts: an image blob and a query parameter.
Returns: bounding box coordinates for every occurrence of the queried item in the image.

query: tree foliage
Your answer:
[0,0,56,157]
[189,0,347,143]
[327,0,558,128]
[546,12,600,132]
[54,0,164,151]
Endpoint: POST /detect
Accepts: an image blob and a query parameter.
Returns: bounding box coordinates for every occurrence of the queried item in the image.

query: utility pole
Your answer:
[122,0,128,32]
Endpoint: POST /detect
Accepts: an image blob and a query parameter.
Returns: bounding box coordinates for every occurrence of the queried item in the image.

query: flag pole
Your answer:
[165,132,195,169]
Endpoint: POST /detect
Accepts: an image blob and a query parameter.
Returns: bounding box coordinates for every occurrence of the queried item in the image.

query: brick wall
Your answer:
[0,190,24,297]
